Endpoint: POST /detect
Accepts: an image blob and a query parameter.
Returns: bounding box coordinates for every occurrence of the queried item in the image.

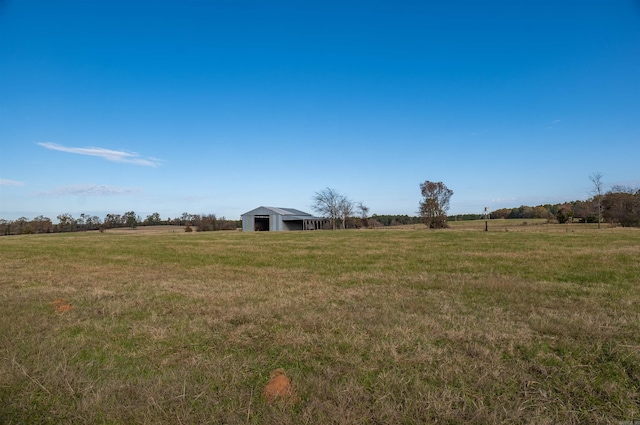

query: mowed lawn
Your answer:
[1,226,639,424]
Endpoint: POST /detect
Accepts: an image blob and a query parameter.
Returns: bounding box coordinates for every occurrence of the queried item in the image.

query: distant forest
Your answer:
[1,187,639,236]
[484,188,639,227]
[366,187,640,229]
[0,212,241,236]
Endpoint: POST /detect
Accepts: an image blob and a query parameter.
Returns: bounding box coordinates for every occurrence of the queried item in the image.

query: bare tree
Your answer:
[357,201,370,228]
[312,188,344,230]
[602,185,640,227]
[33,215,53,233]
[419,180,453,229]
[589,172,604,229]
[338,196,355,229]
[0,219,9,235]
[78,213,87,230]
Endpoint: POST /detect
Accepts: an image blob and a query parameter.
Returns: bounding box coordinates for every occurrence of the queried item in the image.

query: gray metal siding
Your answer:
[270,214,279,231]
[243,206,280,217]
[283,220,303,231]
[241,206,325,232]
[241,215,254,232]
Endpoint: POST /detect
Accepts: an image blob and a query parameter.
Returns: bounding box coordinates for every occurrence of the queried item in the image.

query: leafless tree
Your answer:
[0,219,8,235]
[602,185,640,227]
[312,188,344,230]
[33,215,53,233]
[338,196,355,229]
[357,201,370,228]
[589,172,604,229]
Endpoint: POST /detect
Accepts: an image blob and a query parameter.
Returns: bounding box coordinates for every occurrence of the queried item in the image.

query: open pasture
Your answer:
[1,225,639,424]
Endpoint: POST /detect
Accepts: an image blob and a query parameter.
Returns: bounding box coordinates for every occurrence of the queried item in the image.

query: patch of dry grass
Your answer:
[1,227,639,424]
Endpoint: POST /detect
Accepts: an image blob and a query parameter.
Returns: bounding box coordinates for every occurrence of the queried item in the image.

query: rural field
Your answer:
[1,223,639,424]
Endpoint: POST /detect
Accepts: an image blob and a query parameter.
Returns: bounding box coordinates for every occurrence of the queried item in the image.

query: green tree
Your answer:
[180,212,192,226]
[104,213,121,229]
[419,181,453,229]
[88,215,101,230]
[145,212,162,226]
[123,211,138,229]
[556,204,573,224]
[56,213,75,232]
[533,206,550,219]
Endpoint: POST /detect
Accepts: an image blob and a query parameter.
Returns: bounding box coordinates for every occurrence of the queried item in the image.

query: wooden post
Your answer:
[484,207,489,232]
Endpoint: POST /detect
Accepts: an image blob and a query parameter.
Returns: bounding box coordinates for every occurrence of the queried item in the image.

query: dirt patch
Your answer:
[263,369,299,404]
[52,299,74,313]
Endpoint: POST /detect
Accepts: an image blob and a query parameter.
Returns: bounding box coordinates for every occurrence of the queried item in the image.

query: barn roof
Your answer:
[263,207,311,216]
[241,206,316,217]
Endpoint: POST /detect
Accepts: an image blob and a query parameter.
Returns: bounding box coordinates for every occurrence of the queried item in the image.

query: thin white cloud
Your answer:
[490,197,520,204]
[546,119,562,130]
[0,179,26,187]
[38,142,162,167]
[33,184,141,197]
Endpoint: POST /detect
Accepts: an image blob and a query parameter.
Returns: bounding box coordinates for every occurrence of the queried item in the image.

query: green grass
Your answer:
[1,226,639,424]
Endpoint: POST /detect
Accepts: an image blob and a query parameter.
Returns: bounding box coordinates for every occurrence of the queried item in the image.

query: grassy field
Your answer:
[1,224,639,424]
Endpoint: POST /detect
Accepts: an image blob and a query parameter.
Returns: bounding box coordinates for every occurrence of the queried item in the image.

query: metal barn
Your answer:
[241,206,329,232]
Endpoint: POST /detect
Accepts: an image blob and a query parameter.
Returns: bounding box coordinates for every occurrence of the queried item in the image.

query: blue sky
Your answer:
[1,1,639,222]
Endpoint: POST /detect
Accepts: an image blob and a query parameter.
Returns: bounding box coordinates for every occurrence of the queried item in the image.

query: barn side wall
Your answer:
[241,215,254,232]
[270,214,284,231]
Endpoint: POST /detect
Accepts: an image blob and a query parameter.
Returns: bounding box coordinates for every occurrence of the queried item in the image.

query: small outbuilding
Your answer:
[241,206,329,232]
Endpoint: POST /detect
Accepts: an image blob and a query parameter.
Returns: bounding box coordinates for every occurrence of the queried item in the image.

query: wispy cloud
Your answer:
[33,184,141,197]
[0,179,26,187]
[546,119,562,130]
[38,142,162,167]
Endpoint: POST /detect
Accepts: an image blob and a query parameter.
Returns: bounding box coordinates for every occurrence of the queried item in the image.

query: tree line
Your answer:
[313,178,640,230]
[369,214,422,226]
[311,182,453,230]
[377,184,639,228]
[0,211,241,236]
[489,187,640,227]
[2,178,638,236]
